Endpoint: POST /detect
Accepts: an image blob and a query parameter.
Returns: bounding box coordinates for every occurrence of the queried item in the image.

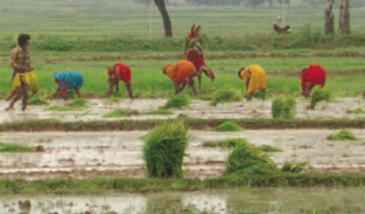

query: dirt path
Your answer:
[0,98,364,124]
[1,130,364,179]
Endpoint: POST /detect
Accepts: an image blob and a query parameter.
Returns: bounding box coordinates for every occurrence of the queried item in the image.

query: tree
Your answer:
[339,0,350,34]
[324,0,334,34]
[154,0,173,37]
[248,0,266,8]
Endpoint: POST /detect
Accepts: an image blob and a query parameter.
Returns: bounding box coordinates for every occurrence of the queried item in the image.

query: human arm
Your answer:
[10,51,27,71]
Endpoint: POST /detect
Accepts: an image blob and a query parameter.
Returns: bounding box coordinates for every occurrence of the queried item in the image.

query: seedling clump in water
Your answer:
[164,94,191,109]
[103,109,134,117]
[271,95,296,119]
[145,109,174,115]
[143,121,190,178]
[0,142,35,152]
[47,98,89,111]
[215,121,242,132]
[309,88,331,110]
[210,89,241,106]
[327,129,358,141]
[202,138,283,152]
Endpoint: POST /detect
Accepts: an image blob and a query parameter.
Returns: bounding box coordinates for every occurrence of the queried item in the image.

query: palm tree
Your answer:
[154,0,173,37]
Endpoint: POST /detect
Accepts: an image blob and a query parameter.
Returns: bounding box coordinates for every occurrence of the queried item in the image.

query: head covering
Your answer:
[188,24,201,39]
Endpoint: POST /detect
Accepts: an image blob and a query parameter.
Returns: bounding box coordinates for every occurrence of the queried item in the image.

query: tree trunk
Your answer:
[324,0,334,34]
[154,0,173,37]
[339,0,350,34]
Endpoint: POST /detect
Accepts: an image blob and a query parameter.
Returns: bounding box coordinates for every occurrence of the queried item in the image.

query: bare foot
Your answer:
[5,106,14,111]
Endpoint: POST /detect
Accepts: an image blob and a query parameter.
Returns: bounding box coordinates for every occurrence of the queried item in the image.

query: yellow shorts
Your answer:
[12,73,30,87]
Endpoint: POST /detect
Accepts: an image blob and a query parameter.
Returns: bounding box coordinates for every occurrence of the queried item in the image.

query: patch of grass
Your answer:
[251,91,267,100]
[327,129,359,141]
[106,97,120,103]
[281,160,310,173]
[47,98,88,111]
[211,89,241,106]
[144,109,174,115]
[0,143,35,152]
[28,94,49,106]
[272,95,296,119]
[198,93,213,101]
[309,88,332,110]
[163,94,191,109]
[224,142,278,175]
[257,145,283,152]
[46,106,73,111]
[353,107,365,114]
[102,109,133,118]
[215,121,242,132]
[143,121,190,178]
[202,138,249,148]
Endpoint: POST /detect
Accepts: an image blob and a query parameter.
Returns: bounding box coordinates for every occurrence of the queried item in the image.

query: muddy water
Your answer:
[1,188,364,214]
[0,98,364,123]
[0,130,364,179]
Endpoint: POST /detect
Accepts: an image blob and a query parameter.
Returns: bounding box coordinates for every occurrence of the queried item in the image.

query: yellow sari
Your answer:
[240,64,266,94]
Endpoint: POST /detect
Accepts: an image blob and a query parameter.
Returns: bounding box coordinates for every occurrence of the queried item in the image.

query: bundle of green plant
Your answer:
[66,90,77,99]
[327,129,358,141]
[142,121,190,178]
[164,94,191,109]
[224,143,278,175]
[144,109,174,115]
[67,98,88,108]
[210,89,241,106]
[252,91,267,100]
[215,121,242,132]
[353,108,365,114]
[198,93,213,101]
[256,145,283,152]
[102,109,133,118]
[271,95,296,119]
[281,160,310,173]
[202,138,249,148]
[0,143,35,152]
[46,106,73,111]
[106,97,120,103]
[28,94,49,105]
[308,88,332,110]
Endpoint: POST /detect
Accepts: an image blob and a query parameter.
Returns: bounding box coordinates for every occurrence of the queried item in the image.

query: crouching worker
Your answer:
[301,64,326,98]
[163,60,199,96]
[238,64,267,101]
[50,71,84,100]
[106,63,133,99]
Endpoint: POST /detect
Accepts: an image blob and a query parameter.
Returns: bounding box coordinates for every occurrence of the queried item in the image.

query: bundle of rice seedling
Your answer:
[353,108,365,114]
[210,89,241,106]
[224,143,278,175]
[281,160,309,173]
[107,97,120,103]
[28,95,49,105]
[202,138,249,148]
[327,129,358,141]
[308,88,332,110]
[144,109,174,115]
[67,98,88,108]
[66,90,77,99]
[271,95,296,119]
[102,109,133,118]
[164,94,191,109]
[142,121,190,178]
[0,143,35,152]
[256,145,283,152]
[198,93,213,101]
[252,90,267,100]
[215,121,242,132]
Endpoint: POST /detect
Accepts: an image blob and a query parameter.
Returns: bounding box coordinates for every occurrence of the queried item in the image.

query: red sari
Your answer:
[109,63,132,83]
[301,64,326,93]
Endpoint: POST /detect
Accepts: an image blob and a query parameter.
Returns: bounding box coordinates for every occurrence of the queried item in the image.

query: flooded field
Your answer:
[1,188,364,214]
[1,130,364,179]
[0,98,364,123]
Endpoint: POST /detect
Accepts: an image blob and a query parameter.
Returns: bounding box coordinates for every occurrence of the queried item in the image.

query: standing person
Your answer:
[184,24,215,91]
[163,60,199,96]
[301,64,326,98]
[106,63,133,99]
[50,71,84,100]
[238,64,267,101]
[5,34,33,111]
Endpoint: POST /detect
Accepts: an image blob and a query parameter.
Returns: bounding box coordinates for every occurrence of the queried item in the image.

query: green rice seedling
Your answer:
[142,121,190,178]
[198,93,213,101]
[271,95,296,119]
[281,160,310,173]
[353,108,365,114]
[309,88,332,110]
[256,145,283,152]
[28,95,49,105]
[106,97,120,103]
[327,129,358,141]
[0,143,35,152]
[164,94,191,109]
[215,121,242,132]
[66,90,77,99]
[252,90,267,100]
[46,106,73,111]
[224,142,278,175]
[202,138,249,148]
[102,109,133,118]
[67,98,88,108]
[211,89,241,106]
[144,109,174,115]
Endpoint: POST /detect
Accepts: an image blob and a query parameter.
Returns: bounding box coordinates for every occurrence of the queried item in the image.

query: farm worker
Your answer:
[5,34,34,111]
[301,64,326,98]
[50,70,84,100]
[238,64,267,101]
[106,63,133,99]
[184,24,215,91]
[6,70,38,102]
[163,60,199,96]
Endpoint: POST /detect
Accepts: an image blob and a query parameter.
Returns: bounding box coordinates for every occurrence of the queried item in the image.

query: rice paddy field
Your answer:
[0,0,365,213]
